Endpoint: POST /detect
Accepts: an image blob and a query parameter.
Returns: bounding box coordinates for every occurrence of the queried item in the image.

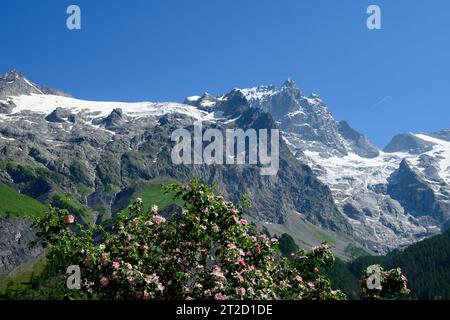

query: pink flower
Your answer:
[212,265,225,280]
[307,282,315,288]
[255,246,261,254]
[313,267,319,273]
[157,283,165,292]
[227,243,237,250]
[125,245,132,251]
[230,209,240,215]
[100,277,109,287]
[153,215,166,225]
[144,220,154,226]
[143,290,150,300]
[236,258,245,266]
[63,215,75,224]
[214,293,226,300]
[199,225,207,231]
[202,208,209,213]
[240,219,248,225]
[173,248,182,254]
[236,287,246,297]
[112,260,121,269]
[295,275,303,282]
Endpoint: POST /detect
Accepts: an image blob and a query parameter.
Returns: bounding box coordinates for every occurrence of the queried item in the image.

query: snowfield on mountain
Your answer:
[1,69,449,259]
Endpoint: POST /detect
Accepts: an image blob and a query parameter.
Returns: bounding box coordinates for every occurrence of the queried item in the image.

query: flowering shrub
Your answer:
[33,179,408,300]
[360,265,410,300]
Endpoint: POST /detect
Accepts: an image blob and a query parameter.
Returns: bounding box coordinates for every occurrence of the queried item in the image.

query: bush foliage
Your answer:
[32,179,409,300]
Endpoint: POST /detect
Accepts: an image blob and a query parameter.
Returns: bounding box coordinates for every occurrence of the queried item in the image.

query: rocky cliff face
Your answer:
[0,218,43,274]
[384,133,436,154]
[0,70,353,266]
[0,70,71,100]
[1,69,449,258]
[223,80,450,253]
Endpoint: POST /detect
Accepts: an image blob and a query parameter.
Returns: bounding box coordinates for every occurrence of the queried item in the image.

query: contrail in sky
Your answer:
[372,95,391,108]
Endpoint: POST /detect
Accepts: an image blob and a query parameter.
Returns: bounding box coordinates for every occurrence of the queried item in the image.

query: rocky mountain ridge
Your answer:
[0,71,356,274]
[1,69,449,261]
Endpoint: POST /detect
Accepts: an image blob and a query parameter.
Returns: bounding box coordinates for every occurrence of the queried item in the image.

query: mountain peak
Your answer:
[309,92,320,99]
[0,69,72,100]
[2,69,24,80]
[282,77,298,89]
[0,69,43,99]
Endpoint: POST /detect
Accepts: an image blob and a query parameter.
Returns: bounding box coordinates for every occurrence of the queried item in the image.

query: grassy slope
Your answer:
[51,194,94,225]
[132,181,183,210]
[0,182,47,218]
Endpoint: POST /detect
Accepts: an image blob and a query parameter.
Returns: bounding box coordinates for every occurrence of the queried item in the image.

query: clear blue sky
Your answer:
[1,0,450,147]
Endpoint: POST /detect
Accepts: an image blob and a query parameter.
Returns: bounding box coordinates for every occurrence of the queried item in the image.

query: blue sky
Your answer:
[1,0,449,147]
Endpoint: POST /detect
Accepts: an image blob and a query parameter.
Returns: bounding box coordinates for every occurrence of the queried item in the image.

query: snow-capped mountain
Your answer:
[0,69,71,101]
[1,69,449,258]
[1,70,356,274]
[227,80,450,253]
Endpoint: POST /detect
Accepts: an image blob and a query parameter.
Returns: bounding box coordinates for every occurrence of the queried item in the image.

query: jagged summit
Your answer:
[2,69,24,79]
[0,69,72,100]
[281,77,300,91]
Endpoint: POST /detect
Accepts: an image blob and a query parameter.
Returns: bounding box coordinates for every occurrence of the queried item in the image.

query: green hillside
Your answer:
[133,182,183,210]
[0,182,47,218]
